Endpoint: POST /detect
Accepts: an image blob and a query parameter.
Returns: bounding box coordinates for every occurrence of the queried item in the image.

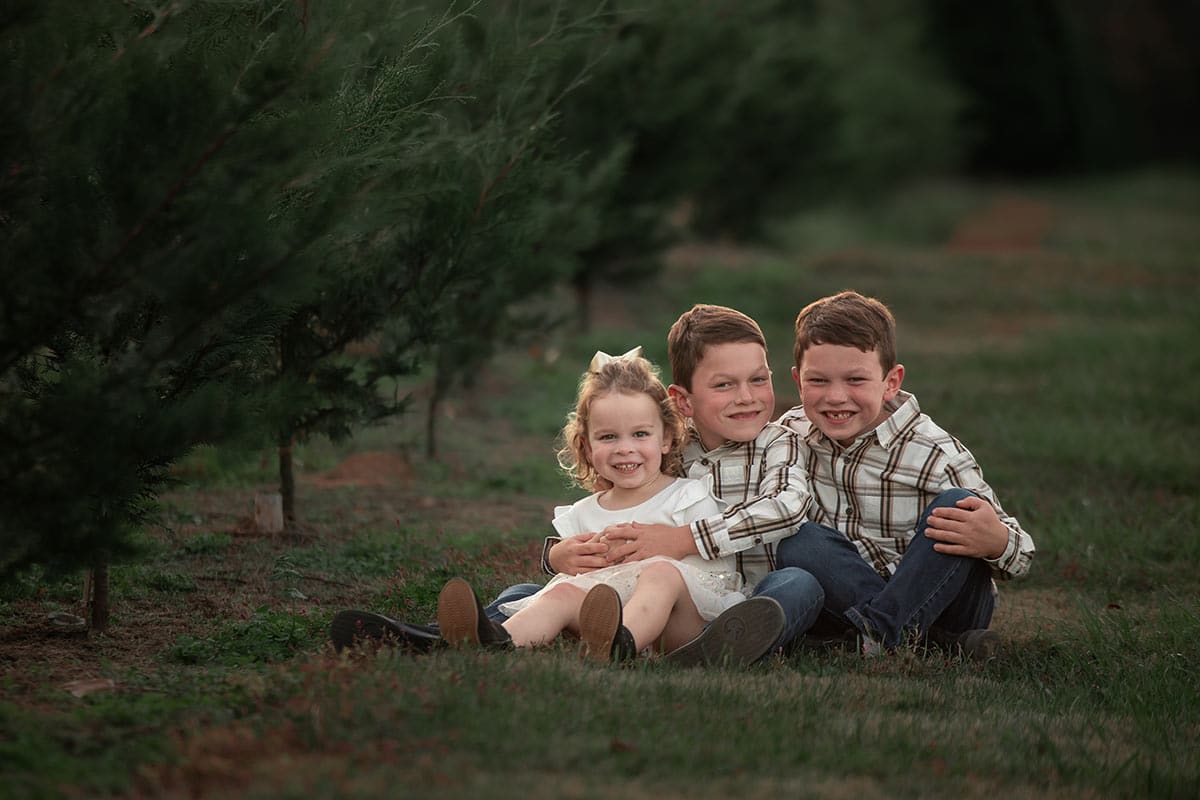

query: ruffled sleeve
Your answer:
[551,505,583,538]
[669,476,724,527]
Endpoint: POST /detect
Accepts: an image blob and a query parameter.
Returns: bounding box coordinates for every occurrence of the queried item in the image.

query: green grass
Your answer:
[3,171,1199,799]
[165,609,326,667]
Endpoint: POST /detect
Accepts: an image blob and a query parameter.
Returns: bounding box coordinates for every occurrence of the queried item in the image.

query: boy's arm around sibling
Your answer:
[546,423,812,572]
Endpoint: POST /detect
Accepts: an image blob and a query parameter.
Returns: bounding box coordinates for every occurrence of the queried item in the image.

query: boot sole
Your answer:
[578,584,622,663]
[664,597,784,667]
[438,578,481,647]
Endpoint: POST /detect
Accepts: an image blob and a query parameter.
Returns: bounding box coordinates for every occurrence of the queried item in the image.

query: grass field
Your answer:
[2,170,1198,799]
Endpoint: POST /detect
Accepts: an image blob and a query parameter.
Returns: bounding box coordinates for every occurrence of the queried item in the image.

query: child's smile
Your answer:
[585,391,673,508]
[793,343,904,446]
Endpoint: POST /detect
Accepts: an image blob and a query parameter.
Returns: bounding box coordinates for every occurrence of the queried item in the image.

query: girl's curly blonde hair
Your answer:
[556,353,688,491]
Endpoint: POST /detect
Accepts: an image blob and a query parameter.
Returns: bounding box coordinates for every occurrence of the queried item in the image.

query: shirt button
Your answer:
[712,546,720,554]
[700,458,710,466]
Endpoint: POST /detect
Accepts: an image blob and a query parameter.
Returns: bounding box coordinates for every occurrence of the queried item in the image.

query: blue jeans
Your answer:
[485,582,542,622]
[487,569,824,651]
[775,488,995,649]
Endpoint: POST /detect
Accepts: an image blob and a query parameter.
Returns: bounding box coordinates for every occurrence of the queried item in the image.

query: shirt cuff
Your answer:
[690,519,723,560]
[984,529,1019,573]
[541,536,561,575]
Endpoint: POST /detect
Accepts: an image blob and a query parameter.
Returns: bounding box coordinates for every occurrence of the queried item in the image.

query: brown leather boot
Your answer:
[578,584,637,663]
[437,577,512,648]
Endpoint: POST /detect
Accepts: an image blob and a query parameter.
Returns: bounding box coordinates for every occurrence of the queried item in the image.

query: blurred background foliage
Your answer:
[1,0,1196,591]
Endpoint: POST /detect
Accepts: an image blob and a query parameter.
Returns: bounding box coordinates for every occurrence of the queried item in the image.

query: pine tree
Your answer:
[255,7,468,524]
[0,0,425,623]
[414,2,606,456]
[252,3,594,505]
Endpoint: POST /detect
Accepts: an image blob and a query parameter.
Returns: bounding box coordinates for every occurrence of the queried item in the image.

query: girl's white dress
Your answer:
[498,477,745,621]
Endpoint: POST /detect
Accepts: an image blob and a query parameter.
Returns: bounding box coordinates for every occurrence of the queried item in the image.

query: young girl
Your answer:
[436,348,745,662]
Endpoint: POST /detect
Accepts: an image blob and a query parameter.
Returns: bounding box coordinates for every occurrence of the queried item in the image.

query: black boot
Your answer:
[330,609,442,653]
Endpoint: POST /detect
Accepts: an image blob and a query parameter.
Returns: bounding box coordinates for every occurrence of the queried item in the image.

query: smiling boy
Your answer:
[774,290,1035,655]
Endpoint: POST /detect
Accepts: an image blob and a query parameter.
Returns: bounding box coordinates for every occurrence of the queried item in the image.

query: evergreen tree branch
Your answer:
[98,123,238,272]
[112,0,186,62]
[98,26,335,280]
[471,27,602,221]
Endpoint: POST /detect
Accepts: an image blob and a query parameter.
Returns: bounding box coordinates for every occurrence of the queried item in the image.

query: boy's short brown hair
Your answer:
[793,291,897,373]
[668,304,768,390]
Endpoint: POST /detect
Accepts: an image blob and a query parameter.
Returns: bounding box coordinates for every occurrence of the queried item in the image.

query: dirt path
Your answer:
[946,193,1055,251]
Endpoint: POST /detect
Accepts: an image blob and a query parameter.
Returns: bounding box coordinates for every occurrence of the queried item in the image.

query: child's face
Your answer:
[670,342,774,450]
[584,391,672,494]
[792,342,903,446]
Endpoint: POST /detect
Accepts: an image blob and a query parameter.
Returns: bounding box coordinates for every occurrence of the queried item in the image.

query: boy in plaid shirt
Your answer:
[775,290,1035,655]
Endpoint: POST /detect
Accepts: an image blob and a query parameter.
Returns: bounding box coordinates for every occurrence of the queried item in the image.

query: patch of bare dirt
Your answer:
[306,451,413,488]
[947,193,1055,251]
[0,589,263,696]
[989,587,1078,642]
[664,240,777,271]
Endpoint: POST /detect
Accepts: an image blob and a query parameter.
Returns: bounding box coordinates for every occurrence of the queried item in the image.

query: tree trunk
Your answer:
[89,556,109,633]
[278,433,296,526]
[426,351,456,460]
[572,268,592,333]
[425,380,441,460]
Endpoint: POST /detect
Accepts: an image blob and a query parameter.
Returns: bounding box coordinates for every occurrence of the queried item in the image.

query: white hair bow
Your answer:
[589,346,643,372]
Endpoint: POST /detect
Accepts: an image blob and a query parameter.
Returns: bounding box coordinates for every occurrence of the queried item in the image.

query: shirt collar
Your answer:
[803,390,921,451]
[875,390,921,448]
[684,423,754,458]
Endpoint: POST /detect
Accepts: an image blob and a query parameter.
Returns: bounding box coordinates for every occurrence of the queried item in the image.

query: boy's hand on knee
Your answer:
[925,496,1008,560]
[602,523,697,564]
[548,533,610,575]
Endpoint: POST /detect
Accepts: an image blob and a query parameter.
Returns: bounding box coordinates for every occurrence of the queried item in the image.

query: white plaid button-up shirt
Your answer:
[542,420,812,591]
[679,424,811,590]
[776,391,1035,581]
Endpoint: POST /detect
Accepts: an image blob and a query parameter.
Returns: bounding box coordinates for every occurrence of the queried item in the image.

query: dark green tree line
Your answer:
[926,0,1200,173]
[537,0,966,324]
[0,1,593,612]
